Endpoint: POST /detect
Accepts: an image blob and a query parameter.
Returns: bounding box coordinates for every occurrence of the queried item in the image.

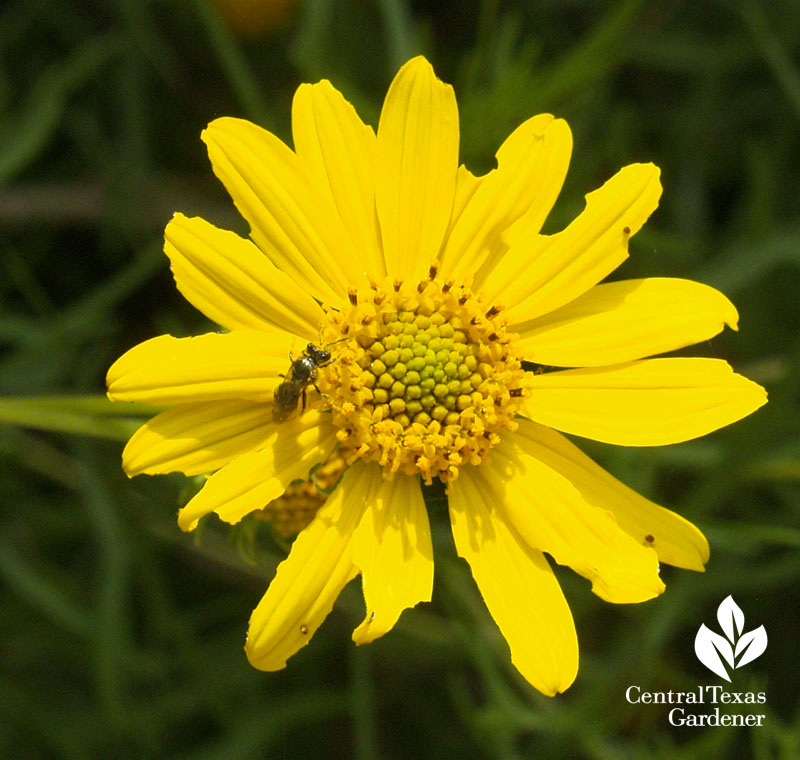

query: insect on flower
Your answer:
[272,343,335,422]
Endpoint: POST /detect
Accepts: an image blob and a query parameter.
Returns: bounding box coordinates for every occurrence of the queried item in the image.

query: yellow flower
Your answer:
[214,0,296,38]
[107,56,767,696]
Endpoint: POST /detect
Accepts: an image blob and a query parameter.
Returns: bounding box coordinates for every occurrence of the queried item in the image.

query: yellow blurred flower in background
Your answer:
[214,0,296,37]
[255,447,348,537]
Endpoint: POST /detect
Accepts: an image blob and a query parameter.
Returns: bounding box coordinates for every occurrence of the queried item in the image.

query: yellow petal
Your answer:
[449,466,578,696]
[499,115,573,244]
[375,56,459,281]
[440,115,572,283]
[514,278,739,367]
[246,464,375,671]
[123,399,274,477]
[488,433,664,603]
[510,419,709,571]
[520,358,768,446]
[106,330,295,405]
[464,117,572,288]
[446,165,482,240]
[165,213,322,339]
[177,411,338,531]
[481,163,662,320]
[351,468,433,644]
[202,117,359,305]
[292,80,385,281]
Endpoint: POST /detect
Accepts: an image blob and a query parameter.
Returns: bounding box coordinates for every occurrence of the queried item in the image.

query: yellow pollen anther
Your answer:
[318,277,525,484]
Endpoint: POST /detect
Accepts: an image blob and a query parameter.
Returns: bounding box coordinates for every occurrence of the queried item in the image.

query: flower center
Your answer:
[318,268,525,484]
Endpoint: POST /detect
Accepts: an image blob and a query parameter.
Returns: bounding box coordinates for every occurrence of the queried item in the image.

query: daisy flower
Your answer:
[107,56,766,695]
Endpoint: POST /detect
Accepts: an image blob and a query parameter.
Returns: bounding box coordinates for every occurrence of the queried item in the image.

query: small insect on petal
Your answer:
[272,343,336,422]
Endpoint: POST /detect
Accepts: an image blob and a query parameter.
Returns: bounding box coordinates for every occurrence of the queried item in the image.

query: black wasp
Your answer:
[272,343,335,422]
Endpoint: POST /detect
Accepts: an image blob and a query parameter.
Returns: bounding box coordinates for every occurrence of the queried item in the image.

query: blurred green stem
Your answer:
[0,544,91,639]
[739,0,800,122]
[0,395,160,441]
[377,0,414,71]
[350,645,379,760]
[0,32,124,182]
[531,0,645,105]
[193,0,274,127]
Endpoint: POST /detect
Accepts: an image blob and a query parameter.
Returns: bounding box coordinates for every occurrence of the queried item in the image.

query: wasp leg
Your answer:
[313,383,331,401]
[301,386,307,411]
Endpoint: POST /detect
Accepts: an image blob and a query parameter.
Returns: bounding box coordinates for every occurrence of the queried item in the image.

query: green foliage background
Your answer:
[1,1,798,758]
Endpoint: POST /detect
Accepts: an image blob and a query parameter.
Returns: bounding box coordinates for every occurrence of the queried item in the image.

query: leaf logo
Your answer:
[694,596,767,681]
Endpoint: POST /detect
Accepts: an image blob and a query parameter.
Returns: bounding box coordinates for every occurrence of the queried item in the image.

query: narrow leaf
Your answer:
[735,625,768,668]
[695,624,733,681]
[717,595,745,641]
